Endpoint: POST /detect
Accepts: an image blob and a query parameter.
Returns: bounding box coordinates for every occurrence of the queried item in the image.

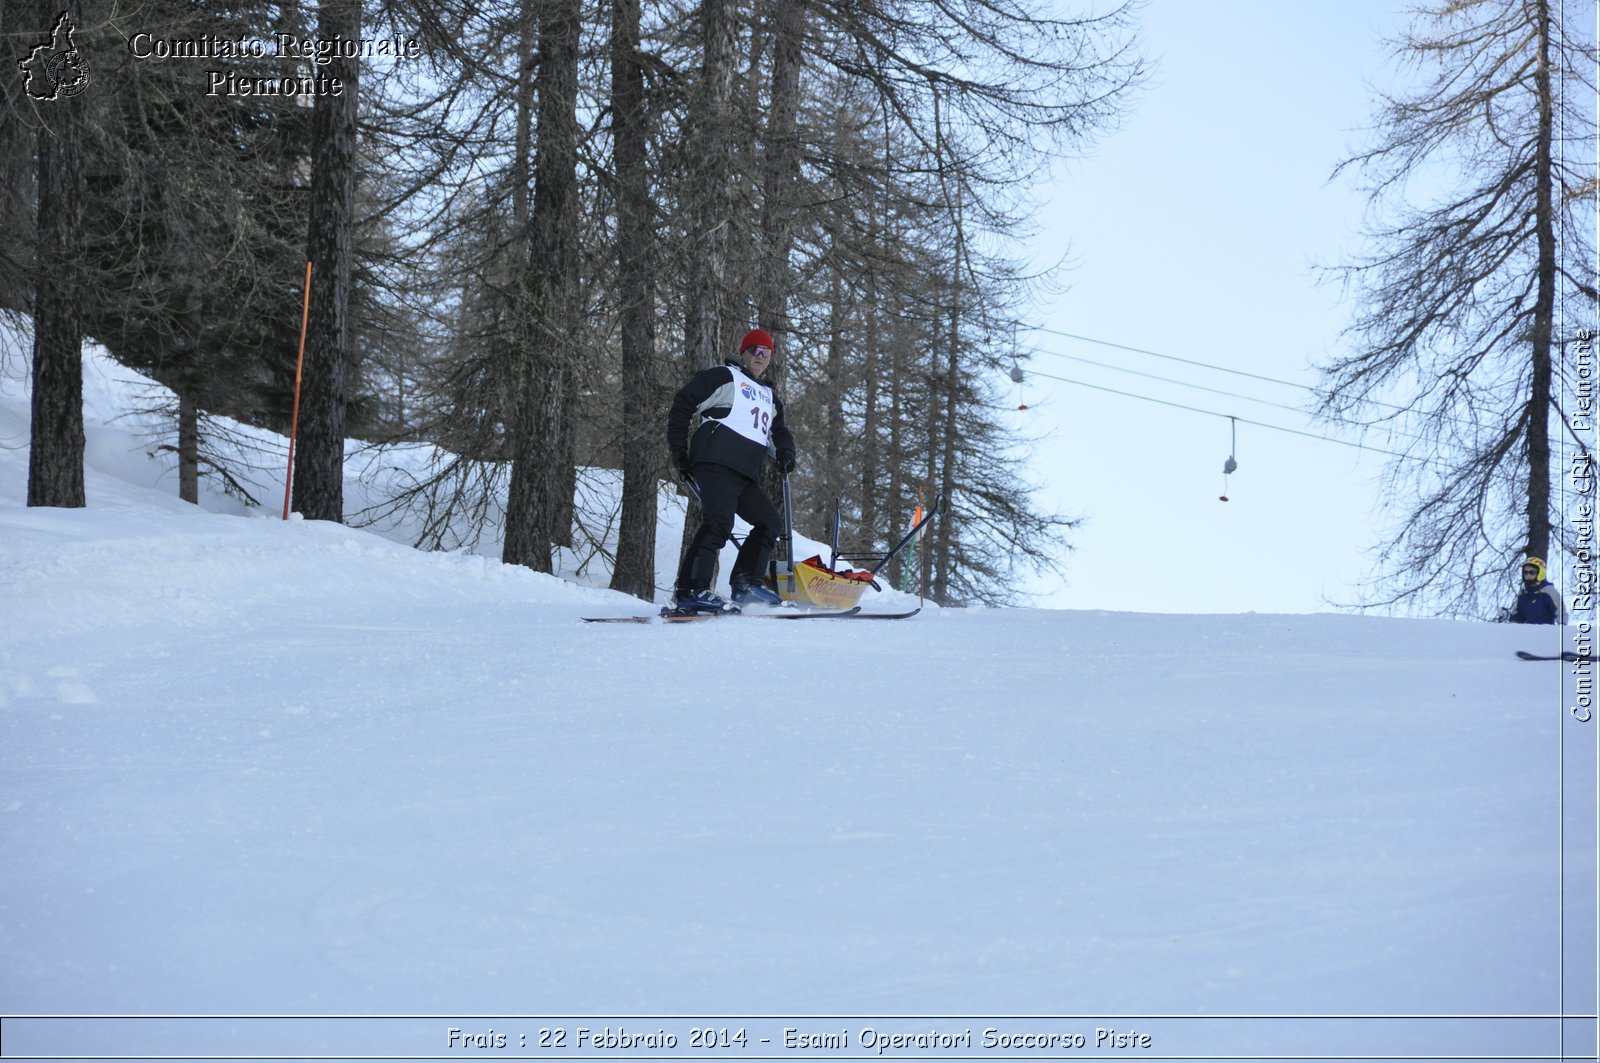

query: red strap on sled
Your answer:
[799,556,874,582]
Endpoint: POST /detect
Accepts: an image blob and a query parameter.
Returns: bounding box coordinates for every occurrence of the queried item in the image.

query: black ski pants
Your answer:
[676,462,780,595]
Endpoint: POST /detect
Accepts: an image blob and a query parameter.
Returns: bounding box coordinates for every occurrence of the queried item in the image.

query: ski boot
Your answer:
[663,589,740,618]
[730,581,785,608]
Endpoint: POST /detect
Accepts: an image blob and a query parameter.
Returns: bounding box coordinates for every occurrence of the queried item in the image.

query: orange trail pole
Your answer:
[282,261,313,520]
[916,486,929,606]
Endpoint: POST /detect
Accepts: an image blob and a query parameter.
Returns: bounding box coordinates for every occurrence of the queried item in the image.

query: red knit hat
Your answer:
[739,328,774,354]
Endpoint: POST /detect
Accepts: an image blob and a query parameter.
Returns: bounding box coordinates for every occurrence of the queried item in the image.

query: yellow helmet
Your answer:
[1522,557,1547,581]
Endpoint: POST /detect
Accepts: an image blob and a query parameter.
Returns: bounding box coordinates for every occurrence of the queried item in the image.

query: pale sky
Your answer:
[1022,0,1439,615]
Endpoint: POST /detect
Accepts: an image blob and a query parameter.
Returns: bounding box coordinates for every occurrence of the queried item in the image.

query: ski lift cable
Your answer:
[1015,340,1314,417]
[1020,320,1594,397]
[1022,324,1315,391]
[1017,326,1592,450]
[1025,367,1459,470]
[1011,348,1448,453]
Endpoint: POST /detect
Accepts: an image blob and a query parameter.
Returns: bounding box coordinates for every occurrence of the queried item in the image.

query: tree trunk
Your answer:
[500,5,539,566]
[0,1,39,314]
[676,0,739,583]
[504,0,580,572]
[755,0,805,336]
[552,354,577,552]
[293,0,360,523]
[754,0,807,520]
[930,95,961,603]
[1525,0,1555,562]
[608,0,661,600]
[511,4,534,241]
[927,162,963,603]
[178,392,199,504]
[933,300,961,603]
[537,0,580,556]
[821,255,845,530]
[887,311,906,584]
[858,156,882,549]
[859,275,880,550]
[682,0,737,372]
[26,1,86,509]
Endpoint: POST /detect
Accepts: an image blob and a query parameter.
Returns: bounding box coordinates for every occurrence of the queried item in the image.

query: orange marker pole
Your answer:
[913,499,925,604]
[282,261,313,520]
[901,498,923,593]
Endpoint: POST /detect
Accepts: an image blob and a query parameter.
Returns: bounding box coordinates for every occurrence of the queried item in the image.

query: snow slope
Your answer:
[1,331,1596,1061]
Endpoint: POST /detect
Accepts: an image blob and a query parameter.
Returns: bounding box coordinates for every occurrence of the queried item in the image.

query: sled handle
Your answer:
[869,492,943,578]
[781,472,797,595]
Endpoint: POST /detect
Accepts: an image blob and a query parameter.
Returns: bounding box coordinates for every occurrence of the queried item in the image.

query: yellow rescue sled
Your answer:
[766,480,941,608]
[773,555,875,610]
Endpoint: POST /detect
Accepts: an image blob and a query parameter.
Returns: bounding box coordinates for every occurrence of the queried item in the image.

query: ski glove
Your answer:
[777,451,797,475]
[673,451,692,479]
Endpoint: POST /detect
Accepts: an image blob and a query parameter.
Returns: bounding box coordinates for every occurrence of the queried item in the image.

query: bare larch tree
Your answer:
[1318,0,1597,617]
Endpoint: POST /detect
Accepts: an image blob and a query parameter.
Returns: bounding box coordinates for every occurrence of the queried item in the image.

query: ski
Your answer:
[582,607,861,623]
[582,613,705,624]
[739,606,862,620]
[580,606,924,623]
[1515,650,1596,662]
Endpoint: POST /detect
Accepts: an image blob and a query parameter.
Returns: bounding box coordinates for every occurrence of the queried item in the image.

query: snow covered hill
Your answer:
[1,328,1595,1061]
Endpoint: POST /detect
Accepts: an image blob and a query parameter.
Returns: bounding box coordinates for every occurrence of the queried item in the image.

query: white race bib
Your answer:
[718,368,774,446]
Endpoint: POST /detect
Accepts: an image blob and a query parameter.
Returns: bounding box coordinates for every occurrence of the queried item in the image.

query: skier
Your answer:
[1500,556,1565,624]
[665,328,798,615]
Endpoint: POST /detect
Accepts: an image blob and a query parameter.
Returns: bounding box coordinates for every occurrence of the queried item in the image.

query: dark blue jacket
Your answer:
[1512,580,1563,624]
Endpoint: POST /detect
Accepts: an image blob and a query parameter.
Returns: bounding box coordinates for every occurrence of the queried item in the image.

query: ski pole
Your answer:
[781,471,796,595]
[829,496,841,571]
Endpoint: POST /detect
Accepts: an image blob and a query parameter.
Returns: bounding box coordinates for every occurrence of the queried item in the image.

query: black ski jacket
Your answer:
[667,359,796,481]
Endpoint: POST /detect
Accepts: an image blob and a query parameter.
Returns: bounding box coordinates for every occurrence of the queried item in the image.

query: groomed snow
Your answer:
[1,327,1595,1061]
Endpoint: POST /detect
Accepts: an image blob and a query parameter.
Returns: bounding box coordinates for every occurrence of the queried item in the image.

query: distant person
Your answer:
[665,328,798,616]
[1500,556,1565,624]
